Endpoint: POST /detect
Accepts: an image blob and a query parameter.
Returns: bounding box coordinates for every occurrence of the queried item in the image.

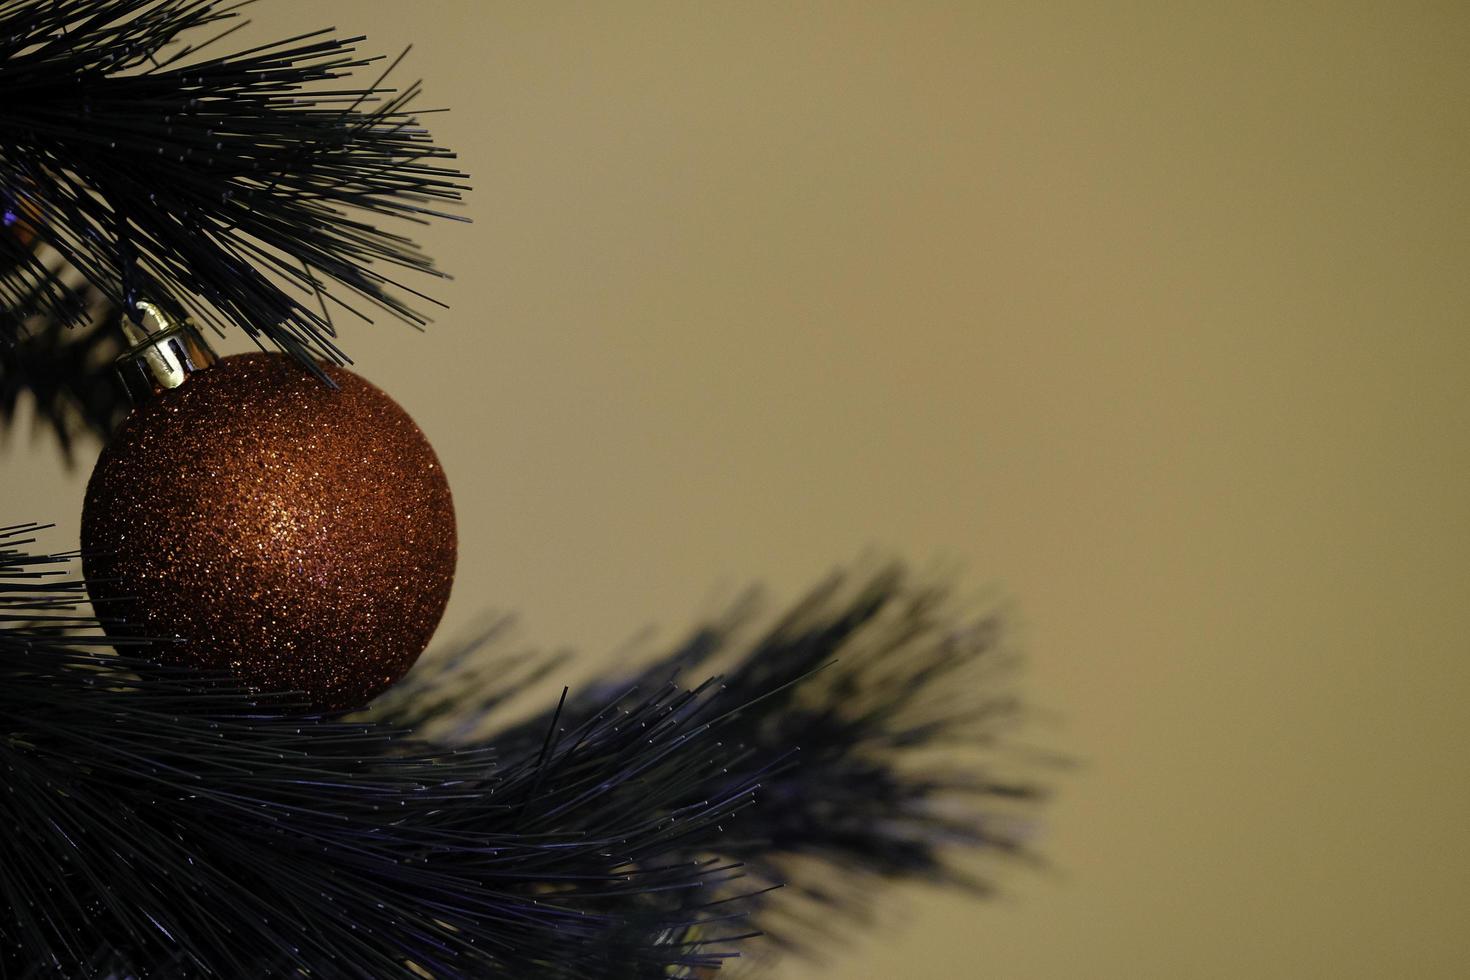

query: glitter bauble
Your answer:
[82,353,456,712]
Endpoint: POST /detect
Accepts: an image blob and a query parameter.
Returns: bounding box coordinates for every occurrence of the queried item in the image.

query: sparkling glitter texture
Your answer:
[82,353,456,712]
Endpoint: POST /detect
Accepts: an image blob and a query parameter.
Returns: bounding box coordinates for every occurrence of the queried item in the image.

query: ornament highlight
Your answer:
[82,349,456,712]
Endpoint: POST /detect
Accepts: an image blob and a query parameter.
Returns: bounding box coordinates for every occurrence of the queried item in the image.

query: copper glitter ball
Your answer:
[82,353,456,712]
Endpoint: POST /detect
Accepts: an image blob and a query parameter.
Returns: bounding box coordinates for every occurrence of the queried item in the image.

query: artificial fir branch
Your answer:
[3,525,1047,976]
[0,0,466,378]
[384,569,1048,956]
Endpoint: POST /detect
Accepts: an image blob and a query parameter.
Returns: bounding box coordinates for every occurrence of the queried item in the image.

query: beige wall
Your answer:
[4,3,1468,977]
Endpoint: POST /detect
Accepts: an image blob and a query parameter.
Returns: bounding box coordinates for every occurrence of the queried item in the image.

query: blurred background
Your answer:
[4,2,1468,977]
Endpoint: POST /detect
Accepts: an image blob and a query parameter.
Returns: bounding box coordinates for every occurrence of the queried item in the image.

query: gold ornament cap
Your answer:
[116,301,217,404]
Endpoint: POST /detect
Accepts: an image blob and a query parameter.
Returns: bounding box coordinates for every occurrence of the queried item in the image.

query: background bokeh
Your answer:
[4,3,1468,977]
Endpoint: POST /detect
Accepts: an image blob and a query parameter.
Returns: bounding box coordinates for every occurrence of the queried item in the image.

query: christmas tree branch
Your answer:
[4,523,1050,976]
[380,567,1051,957]
[0,0,467,381]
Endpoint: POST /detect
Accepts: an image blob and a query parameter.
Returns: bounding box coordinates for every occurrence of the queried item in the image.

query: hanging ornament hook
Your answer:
[115,300,217,404]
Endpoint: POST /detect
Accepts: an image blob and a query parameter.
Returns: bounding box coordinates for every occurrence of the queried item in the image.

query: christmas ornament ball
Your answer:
[82,352,456,712]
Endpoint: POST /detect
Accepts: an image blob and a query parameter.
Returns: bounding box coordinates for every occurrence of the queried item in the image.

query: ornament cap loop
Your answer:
[116,301,217,404]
